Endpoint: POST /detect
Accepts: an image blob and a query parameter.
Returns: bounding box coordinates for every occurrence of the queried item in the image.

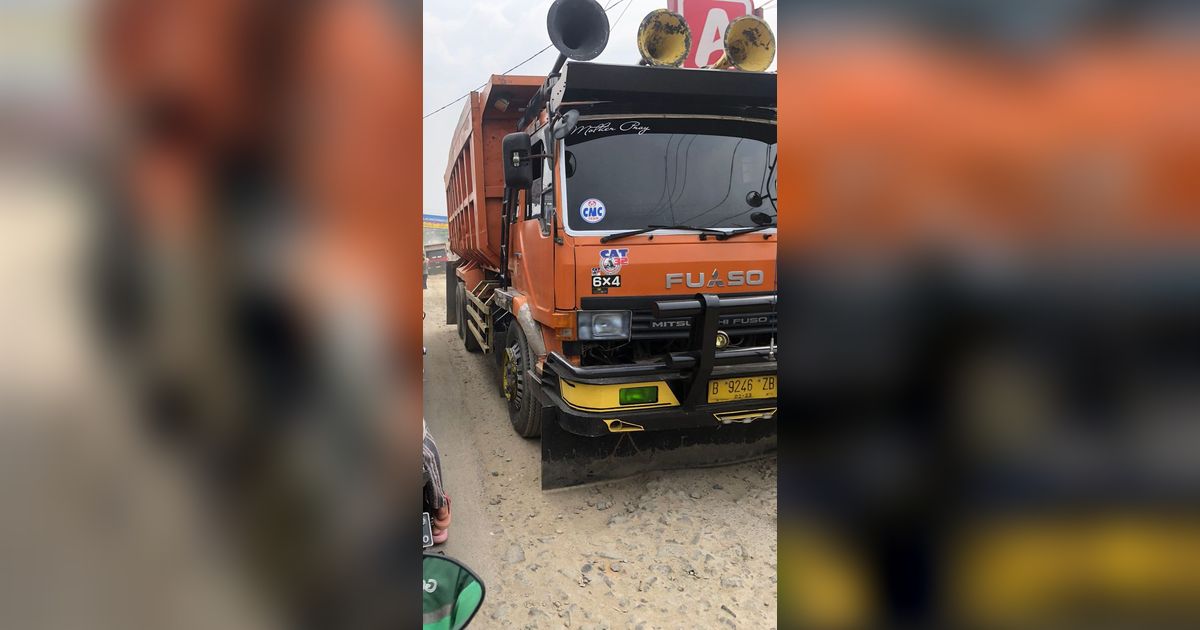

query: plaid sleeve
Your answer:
[422,420,446,511]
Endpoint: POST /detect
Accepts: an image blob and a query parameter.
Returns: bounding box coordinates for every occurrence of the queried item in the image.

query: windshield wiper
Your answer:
[715,222,777,240]
[599,224,727,244]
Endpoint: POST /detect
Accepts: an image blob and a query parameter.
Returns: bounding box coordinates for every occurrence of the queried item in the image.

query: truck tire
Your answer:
[492,320,510,394]
[458,283,482,354]
[501,324,540,438]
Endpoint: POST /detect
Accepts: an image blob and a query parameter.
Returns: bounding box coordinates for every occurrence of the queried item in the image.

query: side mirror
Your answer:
[564,151,576,178]
[502,132,533,189]
[553,109,581,140]
[423,554,486,628]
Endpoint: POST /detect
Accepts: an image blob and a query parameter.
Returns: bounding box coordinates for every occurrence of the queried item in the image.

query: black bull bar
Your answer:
[536,293,779,489]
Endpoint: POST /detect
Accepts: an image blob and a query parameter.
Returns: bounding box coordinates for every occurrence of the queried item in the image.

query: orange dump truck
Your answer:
[444,51,778,488]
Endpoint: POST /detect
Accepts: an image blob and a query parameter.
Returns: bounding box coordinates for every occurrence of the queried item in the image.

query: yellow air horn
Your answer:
[708,14,776,72]
[636,9,691,67]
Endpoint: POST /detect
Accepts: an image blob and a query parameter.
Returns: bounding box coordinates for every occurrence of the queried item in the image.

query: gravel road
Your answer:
[422,277,778,630]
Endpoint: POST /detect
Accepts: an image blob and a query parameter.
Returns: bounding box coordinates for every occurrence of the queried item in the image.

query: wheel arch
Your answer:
[511,294,547,362]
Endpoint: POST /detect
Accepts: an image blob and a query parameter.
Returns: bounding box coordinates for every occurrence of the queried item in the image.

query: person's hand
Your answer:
[431,495,451,544]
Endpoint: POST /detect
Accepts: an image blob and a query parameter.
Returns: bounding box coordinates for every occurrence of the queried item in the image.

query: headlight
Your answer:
[577,311,631,340]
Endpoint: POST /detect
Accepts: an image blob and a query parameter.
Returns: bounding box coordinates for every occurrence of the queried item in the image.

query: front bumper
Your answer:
[537,293,778,437]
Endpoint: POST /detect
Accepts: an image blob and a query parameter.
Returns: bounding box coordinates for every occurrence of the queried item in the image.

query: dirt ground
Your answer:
[422,276,778,630]
[1,168,775,629]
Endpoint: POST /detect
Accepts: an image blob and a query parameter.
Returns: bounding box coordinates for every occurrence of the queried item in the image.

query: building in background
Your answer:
[423,213,448,246]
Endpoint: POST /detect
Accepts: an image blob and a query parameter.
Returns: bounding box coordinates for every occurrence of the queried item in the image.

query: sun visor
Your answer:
[551,62,776,112]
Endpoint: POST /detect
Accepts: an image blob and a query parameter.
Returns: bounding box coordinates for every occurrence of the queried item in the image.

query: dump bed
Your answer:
[445,75,544,271]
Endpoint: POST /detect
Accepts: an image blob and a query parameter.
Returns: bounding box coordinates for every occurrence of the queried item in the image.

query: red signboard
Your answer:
[667,0,761,68]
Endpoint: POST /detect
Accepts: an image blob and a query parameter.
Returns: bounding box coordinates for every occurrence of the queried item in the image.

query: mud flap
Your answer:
[540,413,778,490]
[444,260,458,325]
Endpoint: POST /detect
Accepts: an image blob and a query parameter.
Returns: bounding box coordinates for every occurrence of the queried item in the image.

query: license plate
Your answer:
[707,375,777,403]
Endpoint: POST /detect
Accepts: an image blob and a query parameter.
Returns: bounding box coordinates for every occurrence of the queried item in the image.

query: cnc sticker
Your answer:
[599,248,629,275]
[580,198,606,224]
[592,274,622,294]
[591,267,602,277]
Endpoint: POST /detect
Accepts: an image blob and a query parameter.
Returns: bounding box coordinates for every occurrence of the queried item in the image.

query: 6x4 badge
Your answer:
[591,274,621,294]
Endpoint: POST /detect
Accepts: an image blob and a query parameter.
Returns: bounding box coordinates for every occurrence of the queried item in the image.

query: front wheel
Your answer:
[501,324,541,438]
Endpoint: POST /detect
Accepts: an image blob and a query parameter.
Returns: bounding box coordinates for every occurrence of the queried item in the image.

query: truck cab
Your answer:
[446,62,777,488]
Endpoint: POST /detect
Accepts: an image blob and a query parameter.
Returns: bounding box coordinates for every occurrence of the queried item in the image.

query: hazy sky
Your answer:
[422,0,778,216]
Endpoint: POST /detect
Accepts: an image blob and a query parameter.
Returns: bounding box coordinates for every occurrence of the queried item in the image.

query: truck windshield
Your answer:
[562,117,776,233]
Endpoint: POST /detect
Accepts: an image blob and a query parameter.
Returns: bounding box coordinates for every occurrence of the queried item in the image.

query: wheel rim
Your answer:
[502,343,523,407]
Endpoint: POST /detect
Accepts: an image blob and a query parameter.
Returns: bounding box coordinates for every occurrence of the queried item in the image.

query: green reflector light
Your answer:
[619,386,658,405]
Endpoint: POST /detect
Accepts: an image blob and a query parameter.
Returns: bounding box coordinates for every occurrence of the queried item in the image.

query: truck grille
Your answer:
[575,293,777,367]
[579,293,776,341]
[631,310,776,340]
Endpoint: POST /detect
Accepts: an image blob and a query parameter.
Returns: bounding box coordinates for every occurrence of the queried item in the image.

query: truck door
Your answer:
[510,140,556,322]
